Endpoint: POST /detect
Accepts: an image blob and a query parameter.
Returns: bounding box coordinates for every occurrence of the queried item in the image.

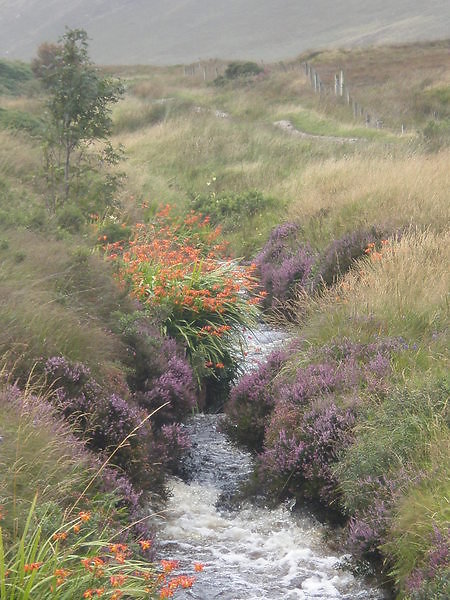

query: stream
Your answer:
[156,325,386,599]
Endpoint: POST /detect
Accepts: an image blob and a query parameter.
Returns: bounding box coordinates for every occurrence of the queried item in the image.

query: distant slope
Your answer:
[1,0,450,65]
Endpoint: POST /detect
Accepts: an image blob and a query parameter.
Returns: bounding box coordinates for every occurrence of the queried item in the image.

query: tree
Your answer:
[36,29,124,210]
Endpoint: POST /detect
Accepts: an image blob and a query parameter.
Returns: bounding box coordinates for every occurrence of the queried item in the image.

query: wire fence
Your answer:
[182,59,407,134]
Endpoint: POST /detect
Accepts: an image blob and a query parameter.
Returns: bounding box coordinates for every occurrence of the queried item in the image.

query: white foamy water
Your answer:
[156,417,384,600]
[156,326,385,599]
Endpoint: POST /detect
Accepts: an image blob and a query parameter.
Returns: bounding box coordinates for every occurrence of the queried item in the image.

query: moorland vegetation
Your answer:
[0,33,448,599]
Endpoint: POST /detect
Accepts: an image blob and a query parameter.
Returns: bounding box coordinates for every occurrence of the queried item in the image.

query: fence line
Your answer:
[182,59,404,133]
[303,62,387,130]
[183,60,226,81]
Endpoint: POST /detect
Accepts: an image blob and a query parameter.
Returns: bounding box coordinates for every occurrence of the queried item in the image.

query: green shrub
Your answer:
[0,60,34,95]
[336,382,449,516]
[224,61,263,79]
[56,205,85,233]
[191,190,275,228]
[0,108,43,136]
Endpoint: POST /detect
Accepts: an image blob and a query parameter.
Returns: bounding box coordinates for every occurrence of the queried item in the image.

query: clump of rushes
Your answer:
[107,205,264,382]
[0,496,199,599]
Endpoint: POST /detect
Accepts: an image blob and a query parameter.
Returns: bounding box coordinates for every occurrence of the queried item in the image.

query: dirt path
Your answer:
[273,119,361,143]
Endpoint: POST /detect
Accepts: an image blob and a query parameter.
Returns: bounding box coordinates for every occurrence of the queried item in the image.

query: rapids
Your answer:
[156,325,386,599]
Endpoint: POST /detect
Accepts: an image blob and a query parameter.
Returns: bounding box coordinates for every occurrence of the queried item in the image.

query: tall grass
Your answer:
[298,230,449,347]
[287,152,450,249]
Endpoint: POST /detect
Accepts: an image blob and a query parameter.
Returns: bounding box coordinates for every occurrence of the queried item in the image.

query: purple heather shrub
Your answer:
[154,423,191,474]
[346,469,425,558]
[313,225,399,290]
[137,354,197,425]
[259,397,356,502]
[255,223,316,309]
[101,467,143,513]
[44,355,160,488]
[120,315,199,423]
[225,348,289,451]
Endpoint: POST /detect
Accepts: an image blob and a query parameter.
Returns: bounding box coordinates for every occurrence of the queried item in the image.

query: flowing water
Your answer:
[156,325,386,600]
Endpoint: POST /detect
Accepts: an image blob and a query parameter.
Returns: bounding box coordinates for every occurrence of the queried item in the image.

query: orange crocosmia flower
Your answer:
[52,531,68,541]
[159,588,174,599]
[73,524,81,533]
[139,539,152,551]
[110,574,128,587]
[24,562,43,573]
[215,362,225,369]
[111,592,123,600]
[180,575,196,588]
[79,510,91,522]
[54,567,71,586]
[194,562,204,572]
[83,590,94,599]
[160,560,179,573]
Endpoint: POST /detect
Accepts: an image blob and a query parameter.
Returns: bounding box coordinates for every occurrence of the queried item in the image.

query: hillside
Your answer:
[0,0,450,64]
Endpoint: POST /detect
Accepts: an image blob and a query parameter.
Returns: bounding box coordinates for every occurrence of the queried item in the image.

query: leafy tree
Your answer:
[36,29,124,210]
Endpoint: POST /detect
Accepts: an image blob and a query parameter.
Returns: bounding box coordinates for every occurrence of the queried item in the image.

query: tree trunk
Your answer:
[64,143,71,203]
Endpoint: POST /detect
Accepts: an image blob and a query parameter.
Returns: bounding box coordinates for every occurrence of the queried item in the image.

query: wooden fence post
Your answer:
[340,70,344,97]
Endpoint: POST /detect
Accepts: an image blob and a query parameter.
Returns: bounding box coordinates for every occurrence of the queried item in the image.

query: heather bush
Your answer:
[44,355,159,489]
[254,223,316,309]
[225,349,288,451]
[136,354,197,426]
[155,423,192,475]
[259,398,356,503]
[345,469,419,557]
[312,225,398,289]
[118,313,199,424]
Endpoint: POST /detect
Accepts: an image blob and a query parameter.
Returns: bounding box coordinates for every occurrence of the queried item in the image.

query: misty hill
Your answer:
[1,0,450,65]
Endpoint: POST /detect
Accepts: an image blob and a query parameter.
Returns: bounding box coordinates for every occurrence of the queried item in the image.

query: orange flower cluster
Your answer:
[5,503,201,600]
[106,204,263,373]
[54,568,71,586]
[24,562,42,572]
[109,543,130,564]
[138,539,152,551]
[81,556,105,576]
[108,205,261,314]
[159,575,196,598]
[364,239,390,262]
[83,588,105,598]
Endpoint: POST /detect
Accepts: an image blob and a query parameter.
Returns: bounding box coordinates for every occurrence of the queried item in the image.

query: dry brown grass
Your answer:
[286,150,450,247]
[298,230,450,346]
[303,40,450,126]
